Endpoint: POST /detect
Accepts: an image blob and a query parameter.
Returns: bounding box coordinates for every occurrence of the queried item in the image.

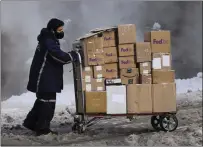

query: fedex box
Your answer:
[106,85,127,114]
[119,56,136,69]
[104,47,118,64]
[144,31,171,53]
[104,63,118,79]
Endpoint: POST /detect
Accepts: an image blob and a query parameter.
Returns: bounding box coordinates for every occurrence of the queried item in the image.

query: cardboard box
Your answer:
[119,56,136,69]
[104,63,118,79]
[127,84,152,114]
[152,70,175,84]
[118,44,135,57]
[139,62,151,74]
[82,78,105,91]
[83,35,105,66]
[82,67,93,80]
[104,47,118,64]
[82,79,93,91]
[152,83,176,112]
[81,40,89,67]
[120,68,139,84]
[103,31,116,47]
[136,42,151,62]
[94,78,106,91]
[88,52,105,66]
[93,65,105,78]
[118,24,136,44]
[140,74,152,84]
[106,85,126,114]
[94,36,104,53]
[152,53,171,70]
[95,52,105,65]
[144,31,171,53]
[86,36,95,53]
[85,91,107,113]
[144,32,151,42]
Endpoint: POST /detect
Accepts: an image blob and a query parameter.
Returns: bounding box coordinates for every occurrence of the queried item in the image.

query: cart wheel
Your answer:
[151,115,161,131]
[160,114,178,132]
[77,123,86,134]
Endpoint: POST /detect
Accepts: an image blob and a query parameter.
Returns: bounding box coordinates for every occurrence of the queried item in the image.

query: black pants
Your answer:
[23,92,56,131]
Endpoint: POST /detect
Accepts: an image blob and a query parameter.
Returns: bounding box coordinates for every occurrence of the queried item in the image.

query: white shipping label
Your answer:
[143,70,149,74]
[96,66,102,71]
[114,79,122,83]
[142,62,148,67]
[85,67,91,71]
[152,58,161,69]
[86,84,91,91]
[97,74,103,78]
[85,76,91,83]
[162,55,170,67]
[112,94,125,104]
[96,78,102,83]
[97,87,103,91]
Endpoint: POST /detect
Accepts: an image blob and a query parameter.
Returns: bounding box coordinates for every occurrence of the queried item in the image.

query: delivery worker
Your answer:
[23,18,77,136]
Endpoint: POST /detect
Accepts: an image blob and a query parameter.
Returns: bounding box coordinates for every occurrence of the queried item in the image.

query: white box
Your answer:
[106,85,126,114]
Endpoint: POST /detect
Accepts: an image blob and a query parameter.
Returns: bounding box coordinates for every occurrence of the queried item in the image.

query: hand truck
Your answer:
[71,40,178,134]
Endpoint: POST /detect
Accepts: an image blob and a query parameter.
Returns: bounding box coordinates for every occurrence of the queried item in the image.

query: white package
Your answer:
[162,55,170,67]
[106,85,126,114]
[152,58,161,69]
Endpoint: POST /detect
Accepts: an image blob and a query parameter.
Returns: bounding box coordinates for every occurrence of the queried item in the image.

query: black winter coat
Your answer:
[27,28,72,93]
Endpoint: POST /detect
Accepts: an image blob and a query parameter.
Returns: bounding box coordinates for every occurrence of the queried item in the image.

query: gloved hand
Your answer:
[69,50,78,62]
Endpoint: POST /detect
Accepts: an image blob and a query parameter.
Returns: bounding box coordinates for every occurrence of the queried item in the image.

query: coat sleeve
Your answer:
[45,39,73,64]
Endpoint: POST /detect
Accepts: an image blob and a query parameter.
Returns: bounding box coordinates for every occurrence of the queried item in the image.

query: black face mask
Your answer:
[55,31,64,39]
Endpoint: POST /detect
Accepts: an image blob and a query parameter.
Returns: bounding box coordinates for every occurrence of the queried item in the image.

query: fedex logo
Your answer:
[106,53,113,56]
[121,60,130,64]
[106,69,116,72]
[89,58,97,62]
[153,39,169,44]
[121,48,129,52]
[104,37,113,41]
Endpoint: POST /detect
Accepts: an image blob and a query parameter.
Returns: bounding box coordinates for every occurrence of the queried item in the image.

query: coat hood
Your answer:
[37,28,55,42]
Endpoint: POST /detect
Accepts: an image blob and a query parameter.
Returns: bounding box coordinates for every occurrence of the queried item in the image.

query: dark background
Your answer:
[1,1,202,99]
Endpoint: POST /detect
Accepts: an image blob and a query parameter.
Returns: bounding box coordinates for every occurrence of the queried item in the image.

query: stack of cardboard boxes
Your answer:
[79,24,176,114]
[144,31,176,113]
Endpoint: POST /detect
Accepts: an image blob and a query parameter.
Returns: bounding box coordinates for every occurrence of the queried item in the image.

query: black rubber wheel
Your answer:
[151,115,161,131]
[77,124,86,134]
[160,114,178,132]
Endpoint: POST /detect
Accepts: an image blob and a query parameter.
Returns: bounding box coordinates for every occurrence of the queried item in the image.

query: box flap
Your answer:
[75,26,117,41]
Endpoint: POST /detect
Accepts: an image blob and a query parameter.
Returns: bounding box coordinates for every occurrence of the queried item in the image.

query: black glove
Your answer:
[69,50,78,62]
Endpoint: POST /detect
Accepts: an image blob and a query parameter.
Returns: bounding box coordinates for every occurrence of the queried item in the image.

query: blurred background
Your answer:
[1,1,202,99]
